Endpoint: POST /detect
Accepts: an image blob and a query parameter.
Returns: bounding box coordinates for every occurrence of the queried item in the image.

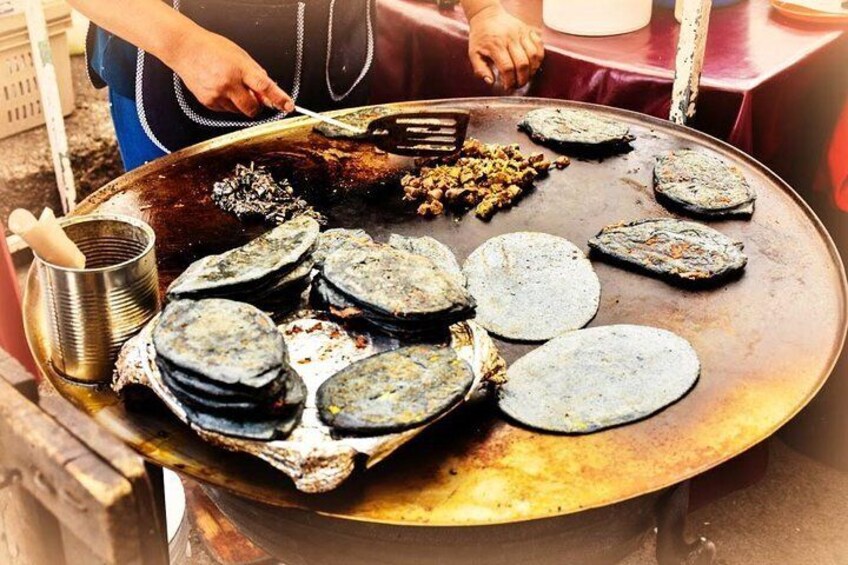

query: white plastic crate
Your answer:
[0,2,74,140]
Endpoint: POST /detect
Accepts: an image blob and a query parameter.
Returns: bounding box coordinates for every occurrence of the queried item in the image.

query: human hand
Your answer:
[467,4,544,91]
[168,28,294,117]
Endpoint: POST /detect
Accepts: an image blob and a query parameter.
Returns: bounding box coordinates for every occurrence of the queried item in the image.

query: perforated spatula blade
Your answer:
[365,110,470,157]
[296,106,470,157]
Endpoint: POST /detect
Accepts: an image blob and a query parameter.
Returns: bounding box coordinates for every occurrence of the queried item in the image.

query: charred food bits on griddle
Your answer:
[317,345,475,435]
[212,163,324,225]
[152,299,305,441]
[401,138,568,220]
[653,150,756,219]
[588,218,747,284]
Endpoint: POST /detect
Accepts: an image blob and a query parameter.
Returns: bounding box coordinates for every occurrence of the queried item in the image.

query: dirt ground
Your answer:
[622,439,848,565]
[5,55,848,565]
[0,55,123,230]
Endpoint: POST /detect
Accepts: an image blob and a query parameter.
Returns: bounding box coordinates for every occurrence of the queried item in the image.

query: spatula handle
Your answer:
[294,106,365,135]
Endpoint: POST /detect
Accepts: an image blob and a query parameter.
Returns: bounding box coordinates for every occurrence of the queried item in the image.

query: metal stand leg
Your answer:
[656,481,716,565]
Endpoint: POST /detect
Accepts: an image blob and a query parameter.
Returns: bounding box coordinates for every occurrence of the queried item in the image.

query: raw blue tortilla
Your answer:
[462,232,600,342]
[498,324,700,434]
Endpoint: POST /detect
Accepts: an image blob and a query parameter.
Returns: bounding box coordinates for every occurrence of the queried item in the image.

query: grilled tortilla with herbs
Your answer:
[387,233,465,288]
[313,106,394,139]
[317,345,474,435]
[153,299,287,387]
[315,242,475,339]
[518,107,635,155]
[167,217,319,300]
[153,298,305,441]
[654,150,756,219]
[588,218,747,284]
[321,243,475,320]
[312,228,374,267]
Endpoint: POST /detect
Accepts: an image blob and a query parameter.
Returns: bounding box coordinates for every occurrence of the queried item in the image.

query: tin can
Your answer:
[36,214,159,383]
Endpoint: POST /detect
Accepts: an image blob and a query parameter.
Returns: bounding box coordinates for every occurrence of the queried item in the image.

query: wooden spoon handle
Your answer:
[8,208,86,269]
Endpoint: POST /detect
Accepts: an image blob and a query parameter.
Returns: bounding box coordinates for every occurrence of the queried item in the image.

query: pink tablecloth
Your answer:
[372,0,848,212]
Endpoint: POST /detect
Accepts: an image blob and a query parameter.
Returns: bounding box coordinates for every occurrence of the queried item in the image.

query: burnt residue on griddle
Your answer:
[211,163,325,225]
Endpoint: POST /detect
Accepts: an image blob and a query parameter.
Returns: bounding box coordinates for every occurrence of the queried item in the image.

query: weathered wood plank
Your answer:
[0,486,66,565]
[0,348,38,401]
[38,395,169,565]
[60,523,108,565]
[0,374,141,563]
[1,350,168,565]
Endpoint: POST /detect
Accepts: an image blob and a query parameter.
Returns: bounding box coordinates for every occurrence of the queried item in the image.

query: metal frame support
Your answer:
[670,0,712,125]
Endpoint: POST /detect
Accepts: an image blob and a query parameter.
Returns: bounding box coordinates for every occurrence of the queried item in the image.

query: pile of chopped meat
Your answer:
[400,139,569,220]
[212,163,324,225]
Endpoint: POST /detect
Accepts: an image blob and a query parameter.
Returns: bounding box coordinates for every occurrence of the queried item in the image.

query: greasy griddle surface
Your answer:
[28,98,846,526]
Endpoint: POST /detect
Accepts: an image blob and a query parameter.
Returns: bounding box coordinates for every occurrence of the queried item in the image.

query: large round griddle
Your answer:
[25,98,847,527]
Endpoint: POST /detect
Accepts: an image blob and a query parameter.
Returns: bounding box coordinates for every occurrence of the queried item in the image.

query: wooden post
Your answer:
[21,0,76,212]
[670,0,712,125]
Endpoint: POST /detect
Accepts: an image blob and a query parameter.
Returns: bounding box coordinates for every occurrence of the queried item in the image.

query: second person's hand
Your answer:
[467,4,544,91]
[167,28,295,117]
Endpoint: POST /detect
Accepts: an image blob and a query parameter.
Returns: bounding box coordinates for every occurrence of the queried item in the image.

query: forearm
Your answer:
[460,0,503,21]
[67,0,201,68]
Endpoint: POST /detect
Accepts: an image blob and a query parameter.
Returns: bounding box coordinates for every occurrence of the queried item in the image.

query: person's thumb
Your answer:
[469,51,495,86]
[245,71,294,112]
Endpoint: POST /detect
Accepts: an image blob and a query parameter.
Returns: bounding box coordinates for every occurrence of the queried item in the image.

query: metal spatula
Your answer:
[296,106,470,157]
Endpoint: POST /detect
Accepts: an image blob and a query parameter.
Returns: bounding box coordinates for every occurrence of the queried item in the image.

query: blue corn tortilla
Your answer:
[462,232,600,342]
[156,357,285,401]
[588,218,747,284]
[153,299,287,388]
[167,216,319,299]
[321,243,475,320]
[654,150,756,219]
[317,345,474,435]
[519,107,635,155]
[387,234,465,288]
[313,106,393,139]
[498,325,700,434]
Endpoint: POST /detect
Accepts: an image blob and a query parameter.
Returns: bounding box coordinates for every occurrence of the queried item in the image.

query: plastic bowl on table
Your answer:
[655,0,744,7]
[543,0,653,36]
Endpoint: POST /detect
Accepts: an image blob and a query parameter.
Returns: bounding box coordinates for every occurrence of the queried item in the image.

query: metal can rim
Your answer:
[32,213,156,275]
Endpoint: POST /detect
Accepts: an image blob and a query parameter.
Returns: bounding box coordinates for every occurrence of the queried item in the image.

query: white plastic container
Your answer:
[543,0,653,36]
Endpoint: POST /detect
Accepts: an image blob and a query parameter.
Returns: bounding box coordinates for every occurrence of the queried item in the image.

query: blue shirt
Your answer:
[87,24,138,99]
